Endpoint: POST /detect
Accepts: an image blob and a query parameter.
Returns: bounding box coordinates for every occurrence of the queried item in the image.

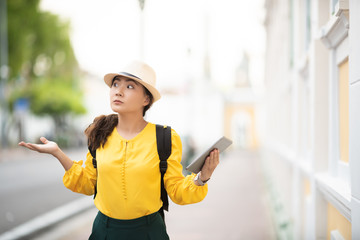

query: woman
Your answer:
[19,60,219,239]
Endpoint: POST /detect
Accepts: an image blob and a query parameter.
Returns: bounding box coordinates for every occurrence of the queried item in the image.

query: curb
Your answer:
[0,196,93,240]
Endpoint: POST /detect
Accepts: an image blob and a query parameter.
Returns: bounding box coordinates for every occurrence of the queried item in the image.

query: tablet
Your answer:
[186,136,233,174]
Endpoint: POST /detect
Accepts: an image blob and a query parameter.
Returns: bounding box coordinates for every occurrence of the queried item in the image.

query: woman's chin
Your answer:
[110,103,123,113]
[110,107,121,113]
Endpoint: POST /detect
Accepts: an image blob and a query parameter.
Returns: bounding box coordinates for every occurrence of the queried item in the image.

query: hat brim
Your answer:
[104,73,161,102]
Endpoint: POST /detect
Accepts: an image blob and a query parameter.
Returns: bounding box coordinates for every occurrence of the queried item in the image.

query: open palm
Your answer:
[19,137,59,155]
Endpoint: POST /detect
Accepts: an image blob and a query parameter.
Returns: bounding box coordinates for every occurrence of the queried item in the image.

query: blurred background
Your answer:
[1,0,359,239]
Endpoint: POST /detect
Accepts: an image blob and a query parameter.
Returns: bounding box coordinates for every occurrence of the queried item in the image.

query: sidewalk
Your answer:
[34,149,276,240]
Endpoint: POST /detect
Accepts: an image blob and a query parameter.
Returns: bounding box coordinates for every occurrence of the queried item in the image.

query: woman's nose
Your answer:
[116,84,124,96]
[116,87,124,96]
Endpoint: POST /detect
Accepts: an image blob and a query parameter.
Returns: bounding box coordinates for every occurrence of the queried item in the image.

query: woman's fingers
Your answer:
[19,139,45,152]
[214,149,219,164]
[207,149,219,168]
[28,143,42,152]
[18,142,37,151]
[200,149,220,180]
[40,137,48,144]
[18,141,30,148]
[19,137,58,155]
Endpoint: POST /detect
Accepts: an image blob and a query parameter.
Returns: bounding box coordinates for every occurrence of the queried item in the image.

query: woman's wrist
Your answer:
[52,147,73,171]
[51,146,62,158]
[200,172,211,182]
[194,172,210,186]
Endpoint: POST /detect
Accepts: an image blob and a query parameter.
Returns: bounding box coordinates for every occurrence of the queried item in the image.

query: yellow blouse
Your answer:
[63,123,208,219]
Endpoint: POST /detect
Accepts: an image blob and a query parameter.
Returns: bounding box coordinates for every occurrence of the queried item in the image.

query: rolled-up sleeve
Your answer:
[63,151,97,196]
[164,130,208,205]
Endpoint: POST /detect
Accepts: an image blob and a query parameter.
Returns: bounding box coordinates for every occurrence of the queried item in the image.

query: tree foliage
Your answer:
[6,0,85,119]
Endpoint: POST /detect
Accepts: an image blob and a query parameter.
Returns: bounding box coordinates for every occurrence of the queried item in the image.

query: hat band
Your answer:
[118,72,141,80]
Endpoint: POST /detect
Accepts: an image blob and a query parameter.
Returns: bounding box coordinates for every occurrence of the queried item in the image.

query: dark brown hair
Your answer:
[85,83,154,151]
[85,114,118,151]
[143,87,154,116]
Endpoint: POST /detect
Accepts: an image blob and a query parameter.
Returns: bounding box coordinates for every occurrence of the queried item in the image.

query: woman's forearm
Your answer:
[52,148,74,171]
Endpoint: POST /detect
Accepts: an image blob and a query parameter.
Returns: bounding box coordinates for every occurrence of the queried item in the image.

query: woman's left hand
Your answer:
[200,149,219,181]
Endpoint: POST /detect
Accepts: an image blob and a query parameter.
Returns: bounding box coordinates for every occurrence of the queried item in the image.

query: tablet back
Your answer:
[186,136,233,173]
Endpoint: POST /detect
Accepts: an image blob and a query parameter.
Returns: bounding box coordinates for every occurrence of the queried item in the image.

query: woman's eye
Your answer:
[127,85,134,89]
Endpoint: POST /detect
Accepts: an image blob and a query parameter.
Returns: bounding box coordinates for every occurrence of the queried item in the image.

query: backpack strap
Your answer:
[88,145,98,199]
[88,125,172,219]
[156,124,172,221]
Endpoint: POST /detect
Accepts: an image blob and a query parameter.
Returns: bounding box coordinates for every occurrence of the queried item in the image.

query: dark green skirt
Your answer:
[89,211,169,240]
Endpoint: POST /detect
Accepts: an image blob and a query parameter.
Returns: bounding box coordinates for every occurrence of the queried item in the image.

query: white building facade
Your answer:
[263,0,360,239]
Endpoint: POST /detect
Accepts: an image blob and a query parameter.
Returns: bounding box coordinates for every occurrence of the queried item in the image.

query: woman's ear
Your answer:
[143,95,150,106]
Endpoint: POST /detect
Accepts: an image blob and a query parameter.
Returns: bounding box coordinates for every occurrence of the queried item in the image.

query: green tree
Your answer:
[5,0,86,145]
[7,0,78,81]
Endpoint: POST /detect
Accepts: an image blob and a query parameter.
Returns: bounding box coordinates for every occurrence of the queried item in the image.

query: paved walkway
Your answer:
[34,149,276,240]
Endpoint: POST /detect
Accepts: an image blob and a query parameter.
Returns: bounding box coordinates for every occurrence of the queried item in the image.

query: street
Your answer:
[0,147,89,234]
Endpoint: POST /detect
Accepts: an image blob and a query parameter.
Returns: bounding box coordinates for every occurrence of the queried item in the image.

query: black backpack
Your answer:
[88,124,171,222]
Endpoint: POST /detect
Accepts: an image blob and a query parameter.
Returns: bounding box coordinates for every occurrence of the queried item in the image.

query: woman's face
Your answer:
[110,76,150,115]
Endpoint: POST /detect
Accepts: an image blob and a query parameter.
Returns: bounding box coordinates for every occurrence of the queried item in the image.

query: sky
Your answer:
[40,0,266,91]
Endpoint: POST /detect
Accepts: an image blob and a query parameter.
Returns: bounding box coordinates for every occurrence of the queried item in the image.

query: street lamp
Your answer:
[138,0,145,11]
[138,0,145,60]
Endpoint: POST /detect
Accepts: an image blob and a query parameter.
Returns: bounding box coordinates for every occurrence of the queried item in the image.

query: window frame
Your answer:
[329,37,349,183]
[331,0,349,17]
[317,9,350,223]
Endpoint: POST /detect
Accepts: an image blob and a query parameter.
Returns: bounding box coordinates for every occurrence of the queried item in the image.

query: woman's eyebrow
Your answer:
[112,77,139,85]
[125,79,140,85]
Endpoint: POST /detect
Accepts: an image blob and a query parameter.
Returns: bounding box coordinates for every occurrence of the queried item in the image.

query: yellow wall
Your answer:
[327,203,351,240]
[301,178,311,239]
[224,104,258,149]
[338,59,349,163]
[304,178,311,196]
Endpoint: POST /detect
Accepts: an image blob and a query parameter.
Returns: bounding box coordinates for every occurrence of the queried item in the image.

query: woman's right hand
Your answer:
[19,137,59,155]
[19,137,73,170]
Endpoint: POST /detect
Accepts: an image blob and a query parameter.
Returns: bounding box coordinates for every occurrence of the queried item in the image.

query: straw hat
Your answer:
[104,60,161,102]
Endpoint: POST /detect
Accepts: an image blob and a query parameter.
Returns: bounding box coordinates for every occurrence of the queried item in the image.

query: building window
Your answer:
[332,37,349,183]
[332,0,339,14]
[319,2,349,182]
[299,76,311,160]
[327,203,351,240]
[289,0,294,68]
[316,3,351,235]
[305,0,311,50]
[338,59,349,163]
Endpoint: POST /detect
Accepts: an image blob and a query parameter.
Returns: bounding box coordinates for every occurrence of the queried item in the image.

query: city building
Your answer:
[224,53,260,150]
[263,0,359,239]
